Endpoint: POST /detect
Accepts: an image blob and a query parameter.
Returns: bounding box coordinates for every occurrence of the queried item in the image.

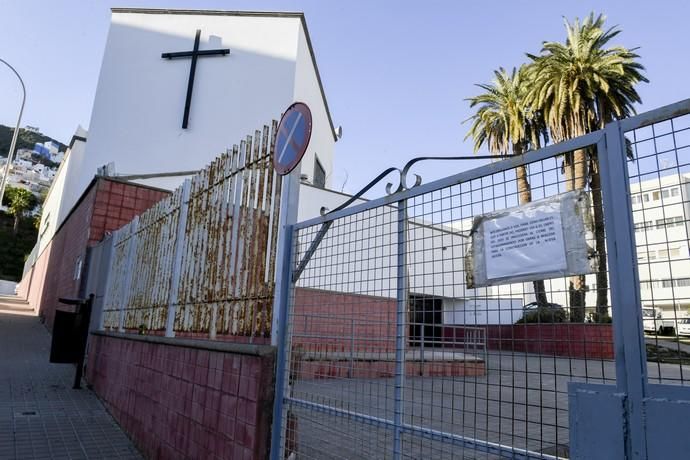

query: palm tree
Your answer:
[2,186,36,234]
[526,13,647,321]
[465,66,549,306]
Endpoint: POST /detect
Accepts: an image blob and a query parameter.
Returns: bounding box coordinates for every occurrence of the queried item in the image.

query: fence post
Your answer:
[394,197,408,460]
[600,123,649,459]
[349,318,355,378]
[270,169,301,460]
[118,216,139,333]
[165,180,191,338]
[420,324,425,366]
[96,235,115,331]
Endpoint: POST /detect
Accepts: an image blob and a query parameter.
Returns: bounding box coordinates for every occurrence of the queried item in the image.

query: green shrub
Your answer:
[516,307,567,324]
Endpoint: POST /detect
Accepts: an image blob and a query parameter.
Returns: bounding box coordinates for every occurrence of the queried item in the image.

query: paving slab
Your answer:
[0,297,142,460]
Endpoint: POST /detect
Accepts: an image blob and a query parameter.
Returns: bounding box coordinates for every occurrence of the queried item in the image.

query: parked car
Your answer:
[676,318,690,337]
[642,307,659,334]
[655,315,690,336]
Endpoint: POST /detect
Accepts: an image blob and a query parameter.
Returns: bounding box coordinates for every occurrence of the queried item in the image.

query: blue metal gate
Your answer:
[271,99,690,459]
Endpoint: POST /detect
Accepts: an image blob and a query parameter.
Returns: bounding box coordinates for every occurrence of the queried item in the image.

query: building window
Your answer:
[655,216,685,229]
[74,256,83,281]
[39,213,50,237]
[661,187,680,199]
[641,278,690,289]
[313,157,326,189]
[635,220,653,232]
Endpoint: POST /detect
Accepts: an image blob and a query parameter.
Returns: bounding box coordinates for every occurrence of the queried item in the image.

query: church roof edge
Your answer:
[110,8,337,142]
[110,8,304,18]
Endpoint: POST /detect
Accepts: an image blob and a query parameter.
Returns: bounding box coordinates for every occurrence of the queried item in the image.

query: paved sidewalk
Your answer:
[0,296,142,460]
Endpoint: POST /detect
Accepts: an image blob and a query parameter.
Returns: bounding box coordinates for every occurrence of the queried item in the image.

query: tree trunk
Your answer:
[516,160,549,307]
[13,214,19,234]
[516,164,532,205]
[590,154,609,321]
[564,150,588,322]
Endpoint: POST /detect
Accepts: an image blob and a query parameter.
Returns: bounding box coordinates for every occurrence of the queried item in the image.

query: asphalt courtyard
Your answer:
[288,344,689,459]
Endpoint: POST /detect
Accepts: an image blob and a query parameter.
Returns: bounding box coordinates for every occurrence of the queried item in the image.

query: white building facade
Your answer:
[38,8,338,250]
[79,9,336,191]
[632,173,690,317]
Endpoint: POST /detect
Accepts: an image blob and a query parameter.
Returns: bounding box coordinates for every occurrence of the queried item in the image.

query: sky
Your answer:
[0,0,689,195]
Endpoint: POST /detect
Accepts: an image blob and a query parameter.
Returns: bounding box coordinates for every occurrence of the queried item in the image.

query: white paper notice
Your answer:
[483,205,567,280]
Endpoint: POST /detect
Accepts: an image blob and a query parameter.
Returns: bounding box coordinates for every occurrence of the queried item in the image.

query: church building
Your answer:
[20,8,339,328]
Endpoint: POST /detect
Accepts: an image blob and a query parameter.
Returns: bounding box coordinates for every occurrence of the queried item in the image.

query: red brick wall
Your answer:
[16,239,52,309]
[443,323,614,359]
[18,177,169,330]
[86,333,275,460]
[34,184,98,328]
[90,179,169,245]
[292,288,397,353]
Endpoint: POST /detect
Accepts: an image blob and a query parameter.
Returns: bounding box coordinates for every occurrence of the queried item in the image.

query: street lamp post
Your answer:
[0,58,26,207]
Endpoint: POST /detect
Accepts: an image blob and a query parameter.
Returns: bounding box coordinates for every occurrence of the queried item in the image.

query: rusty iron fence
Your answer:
[100,122,282,339]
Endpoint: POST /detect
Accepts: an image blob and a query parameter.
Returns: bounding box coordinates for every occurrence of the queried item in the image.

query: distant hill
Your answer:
[0,125,67,158]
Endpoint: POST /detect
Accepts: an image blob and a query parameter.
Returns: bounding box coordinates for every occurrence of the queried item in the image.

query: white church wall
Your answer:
[62,10,335,221]
[36,130,88,255]
[293,24,335,188]
[295,184,502,306]
[442,298,524,326]
[297,182,361,222]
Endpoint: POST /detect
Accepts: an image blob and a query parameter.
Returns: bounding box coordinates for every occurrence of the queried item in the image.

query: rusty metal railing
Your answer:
[101,122,282,339]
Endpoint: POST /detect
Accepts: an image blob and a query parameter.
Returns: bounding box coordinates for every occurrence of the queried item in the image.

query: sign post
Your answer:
[270,102,312,460]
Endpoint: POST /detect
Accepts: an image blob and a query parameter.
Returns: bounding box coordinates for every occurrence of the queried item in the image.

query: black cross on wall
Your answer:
[162,29,230,129]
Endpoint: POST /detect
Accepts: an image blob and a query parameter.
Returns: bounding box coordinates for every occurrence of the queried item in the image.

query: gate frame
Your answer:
[270,98,690,460]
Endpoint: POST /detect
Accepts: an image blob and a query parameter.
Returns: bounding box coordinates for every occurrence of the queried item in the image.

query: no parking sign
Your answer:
[273,102,313,175]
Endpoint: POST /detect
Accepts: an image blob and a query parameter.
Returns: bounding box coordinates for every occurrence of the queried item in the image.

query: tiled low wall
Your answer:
[86,332,275,460]
[443,323,614,359]
[296,359,486,379]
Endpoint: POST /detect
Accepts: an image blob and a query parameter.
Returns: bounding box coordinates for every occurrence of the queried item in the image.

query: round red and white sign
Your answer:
[273,102,313,176]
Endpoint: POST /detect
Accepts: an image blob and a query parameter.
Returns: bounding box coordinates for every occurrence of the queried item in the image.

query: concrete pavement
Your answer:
[0,296,142,460]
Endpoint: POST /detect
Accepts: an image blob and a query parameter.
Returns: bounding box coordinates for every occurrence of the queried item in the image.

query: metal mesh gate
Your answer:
[275,134,614,458]
[272,100,690,459]
[624,108,690,386]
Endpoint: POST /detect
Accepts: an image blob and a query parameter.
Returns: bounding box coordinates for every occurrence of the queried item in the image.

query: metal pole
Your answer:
[350,318,354,378]
[600,123,649,459]
[394,198,408,460]
[0,58,26,207]
[420,323,425,367]
[270,169,301,460]
[73,294,95,389]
